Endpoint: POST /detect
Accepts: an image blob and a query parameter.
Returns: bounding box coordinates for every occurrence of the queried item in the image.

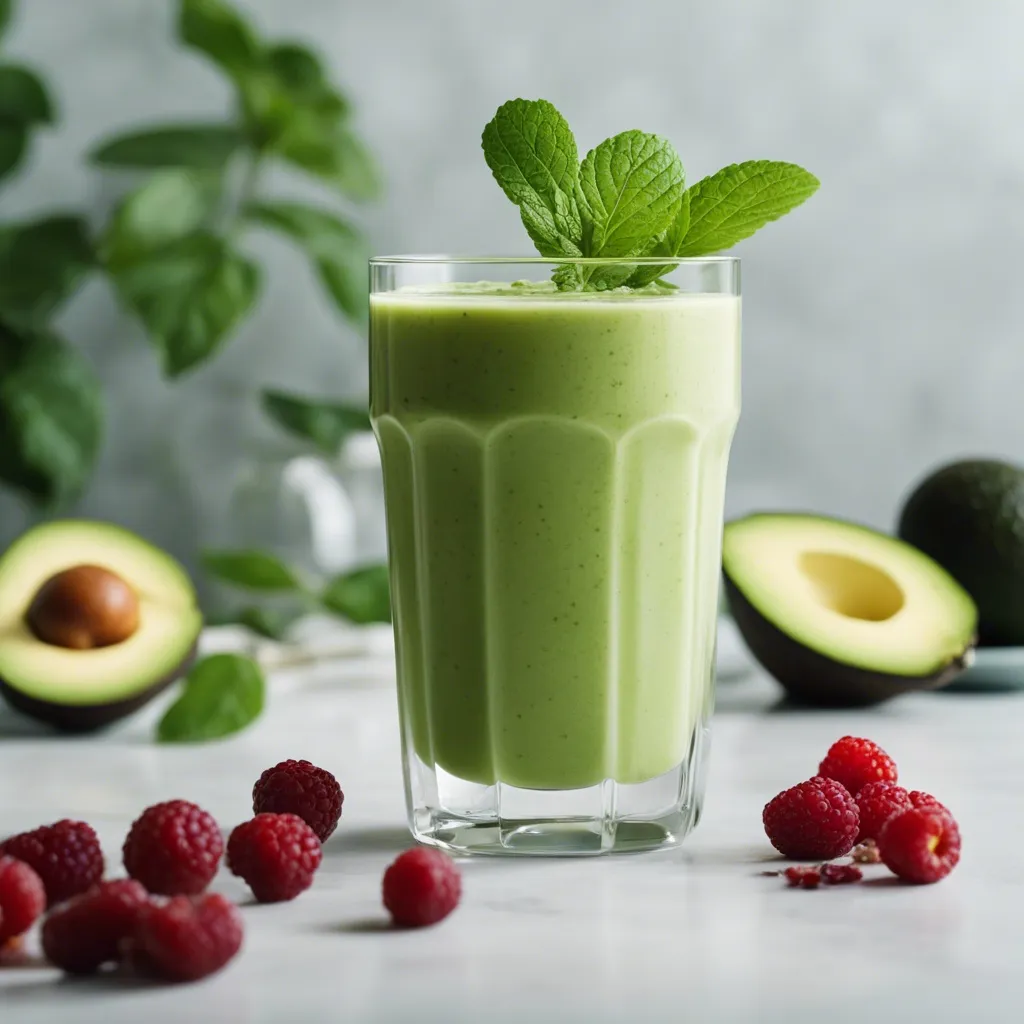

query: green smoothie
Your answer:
[371,283,740,791]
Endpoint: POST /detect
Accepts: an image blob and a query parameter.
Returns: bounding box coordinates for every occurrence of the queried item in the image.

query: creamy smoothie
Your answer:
[371,283,740,792]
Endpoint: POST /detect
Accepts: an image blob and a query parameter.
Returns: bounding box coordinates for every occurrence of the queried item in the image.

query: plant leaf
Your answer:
[0,123,26,181]
[320,564,391,624]
[264,42,347,116]
[481,98,582,257]
[0,0,12,40]
[261,389,370,456]
[102,170,217,267]
[91,124,243,170]
[0,66,53,125]
[577,131,684,259]
[202,549,301,591]
[178,0,261,80]
[157,653,265,743]
[677,160,820,256]
[109,232,260,376]
[245,200,368,323]
[236,605,302,640]
[623,192,691,288]
[0,216,94,322]
[274,123,381,201]
[0,324,103,507]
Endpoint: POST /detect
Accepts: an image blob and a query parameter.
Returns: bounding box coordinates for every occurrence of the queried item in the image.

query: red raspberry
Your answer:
[382,847,462,928]
[133,893,243,982]
[252,760,344,842]
[0,820,103,907]
[909,790,949,814]
[855,781,913,842]
[123,800,223,896]
[41,879,148,975]
[878,806,961,884]
[0,856,46,943]
[820,863,863,885]
[818,736,898,795]
[226,813,322,903]
[783,866,821,888]
[763,776,860,860]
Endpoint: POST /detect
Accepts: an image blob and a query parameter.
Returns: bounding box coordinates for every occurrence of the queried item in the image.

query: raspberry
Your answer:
[227,813,322,903]
[818,736,898,795]
[878,807,961,884]
[123,800,223,896]
[0,856,46,943]
[252,760,344,842]
[855,781,913,842]
[763,776,860,860]
[132,893,243,982]
[41,879,148,975]
[0,820,104,907]
[909,790,949,814]
[382,847,462,928]
[820,863,863,885]
[784,866,821,888]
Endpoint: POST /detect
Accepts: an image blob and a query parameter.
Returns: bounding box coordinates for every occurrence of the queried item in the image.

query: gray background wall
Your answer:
[2,0,1022,576]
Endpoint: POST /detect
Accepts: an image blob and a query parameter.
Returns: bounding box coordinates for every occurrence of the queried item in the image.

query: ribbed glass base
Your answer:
[404,724,710,857]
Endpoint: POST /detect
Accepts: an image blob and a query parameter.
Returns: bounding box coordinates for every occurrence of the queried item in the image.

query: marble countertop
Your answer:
[0,623,1021,1023]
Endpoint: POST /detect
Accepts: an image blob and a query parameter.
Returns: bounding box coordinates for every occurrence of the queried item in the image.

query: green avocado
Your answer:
[898,458,1024,646]
[0,520,202,731]
[723,513,977,705]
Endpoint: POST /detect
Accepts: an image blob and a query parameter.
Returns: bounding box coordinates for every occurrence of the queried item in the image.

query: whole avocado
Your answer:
[898,458,1024,646]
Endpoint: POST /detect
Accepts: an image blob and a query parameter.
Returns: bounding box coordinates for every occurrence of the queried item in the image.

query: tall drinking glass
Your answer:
[370,257,741,855]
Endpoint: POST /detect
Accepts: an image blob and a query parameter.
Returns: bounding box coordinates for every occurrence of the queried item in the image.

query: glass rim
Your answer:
[370,254,739,267]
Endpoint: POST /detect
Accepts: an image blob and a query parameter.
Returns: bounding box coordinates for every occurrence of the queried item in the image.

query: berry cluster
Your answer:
[0,757,461,984]
[763,735,961,887]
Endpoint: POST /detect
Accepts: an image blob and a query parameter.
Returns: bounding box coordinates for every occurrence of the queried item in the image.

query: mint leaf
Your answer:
[0,66,53,125]
[236,605,302,641]
[320,565,391,624]
[624,192,691,287]
[157,653,265,743]
[482,99,582,257]
[0,325,103,508]
[245,201,368,323]
[264,43,347,117]
[261,389,370,457]
[0,1,12,40]
[91,125,243,170]
[577,131,684,259]
[202,549,301,591]
[0,216,94,322]
[178,0,261,81]
[0,123,26,181]
[108,233,260,376]
[677,160,819,256]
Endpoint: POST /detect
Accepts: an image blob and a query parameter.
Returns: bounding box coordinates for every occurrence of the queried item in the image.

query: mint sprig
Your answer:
[482,99,818,290]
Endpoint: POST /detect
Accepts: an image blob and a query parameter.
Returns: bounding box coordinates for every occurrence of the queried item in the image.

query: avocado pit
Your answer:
[26,564,140,650]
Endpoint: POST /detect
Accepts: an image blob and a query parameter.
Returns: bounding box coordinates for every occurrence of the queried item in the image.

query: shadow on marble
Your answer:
[322,917,393,934]
[0,971,164,1002]
[324,825,410,857]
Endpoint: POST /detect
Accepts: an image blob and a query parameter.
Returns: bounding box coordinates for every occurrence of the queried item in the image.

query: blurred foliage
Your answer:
[0,0,376,509]
[202,547,391,638]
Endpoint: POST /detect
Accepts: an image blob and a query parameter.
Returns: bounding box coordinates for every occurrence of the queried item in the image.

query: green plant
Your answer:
[0,0,377,509]
[0,1,103,508]
[202,548,391,639]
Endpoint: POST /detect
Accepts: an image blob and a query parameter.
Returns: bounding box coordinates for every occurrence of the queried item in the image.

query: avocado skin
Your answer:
[898,459,1024,646]
[0,644,197,733]
[723,576,972,706]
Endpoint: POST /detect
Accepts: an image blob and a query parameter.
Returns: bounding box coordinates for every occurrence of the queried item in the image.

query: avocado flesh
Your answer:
[0,520,202,730]
[898,459,1024,646]
[723,513,977,706]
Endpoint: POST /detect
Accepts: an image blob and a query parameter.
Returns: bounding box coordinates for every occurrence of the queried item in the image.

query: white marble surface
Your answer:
[0,626,1022,1023]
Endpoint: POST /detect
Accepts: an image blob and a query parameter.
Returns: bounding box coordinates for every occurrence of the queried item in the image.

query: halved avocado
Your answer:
[722,513,977,706]
[0,520,202,731]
